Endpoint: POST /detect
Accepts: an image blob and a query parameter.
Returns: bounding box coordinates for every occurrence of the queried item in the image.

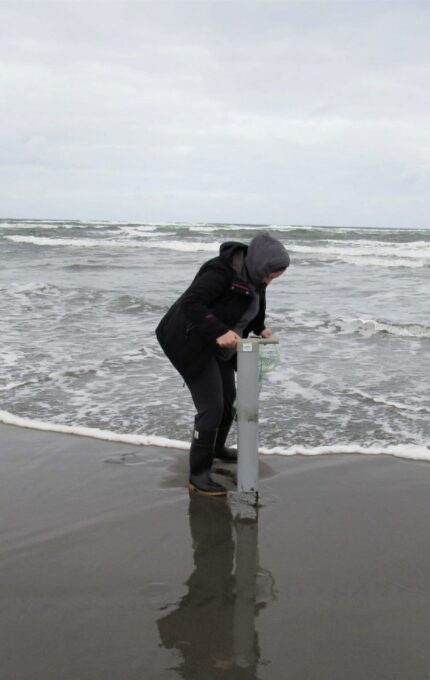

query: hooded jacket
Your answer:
[155,234,290,381]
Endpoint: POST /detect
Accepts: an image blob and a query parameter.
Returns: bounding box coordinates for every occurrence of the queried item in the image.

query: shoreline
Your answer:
[1,411,429,462]
[2,422,430,679]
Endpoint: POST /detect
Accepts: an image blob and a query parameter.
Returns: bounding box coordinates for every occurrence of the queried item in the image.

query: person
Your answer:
[155,232,290,496]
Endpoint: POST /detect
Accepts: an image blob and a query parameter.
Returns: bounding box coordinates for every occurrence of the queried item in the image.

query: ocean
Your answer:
[1,219,429,461]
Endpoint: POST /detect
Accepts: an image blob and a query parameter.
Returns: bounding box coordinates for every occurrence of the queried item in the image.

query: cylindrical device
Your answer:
[236,338,279,505]
[237,338,260,496]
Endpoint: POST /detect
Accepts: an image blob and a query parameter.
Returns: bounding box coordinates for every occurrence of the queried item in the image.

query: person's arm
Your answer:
[181,267,231,341]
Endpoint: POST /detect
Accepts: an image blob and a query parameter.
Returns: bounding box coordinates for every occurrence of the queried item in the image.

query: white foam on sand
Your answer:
[1,409,429,462]
[260,443,430,461]
[0,409,188,450]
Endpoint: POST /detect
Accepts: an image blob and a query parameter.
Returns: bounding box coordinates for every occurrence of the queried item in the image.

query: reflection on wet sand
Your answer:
[157,494,275,678]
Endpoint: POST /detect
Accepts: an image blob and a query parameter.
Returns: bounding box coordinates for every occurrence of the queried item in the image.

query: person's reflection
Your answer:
[157,494,275,678]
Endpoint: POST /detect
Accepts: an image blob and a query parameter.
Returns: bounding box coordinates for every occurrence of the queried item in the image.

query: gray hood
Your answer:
[245,232,290,285]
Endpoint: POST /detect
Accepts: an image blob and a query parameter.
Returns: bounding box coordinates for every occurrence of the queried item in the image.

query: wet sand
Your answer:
[1,422,430,680]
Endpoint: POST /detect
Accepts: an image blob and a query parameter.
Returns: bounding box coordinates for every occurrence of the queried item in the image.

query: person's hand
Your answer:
[216,330,240,348]
[260,328,273,339]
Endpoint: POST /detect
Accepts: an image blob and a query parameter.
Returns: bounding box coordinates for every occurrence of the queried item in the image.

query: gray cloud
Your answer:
[1,0,429,226]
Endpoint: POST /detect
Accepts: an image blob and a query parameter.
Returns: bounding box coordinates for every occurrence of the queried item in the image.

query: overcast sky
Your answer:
[1,1,429,227]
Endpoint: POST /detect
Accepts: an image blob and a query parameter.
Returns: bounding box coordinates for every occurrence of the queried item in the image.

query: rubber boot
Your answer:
[214,418,237,463]
[188,429,227,496]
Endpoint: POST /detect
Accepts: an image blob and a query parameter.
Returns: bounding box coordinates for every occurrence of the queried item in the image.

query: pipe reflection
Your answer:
[157,494,275,678]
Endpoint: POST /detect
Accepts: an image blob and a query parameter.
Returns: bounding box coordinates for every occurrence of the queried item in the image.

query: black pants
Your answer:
[185,357,236,431]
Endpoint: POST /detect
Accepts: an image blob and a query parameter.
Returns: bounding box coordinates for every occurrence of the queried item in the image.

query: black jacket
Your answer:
[155,242,267,380]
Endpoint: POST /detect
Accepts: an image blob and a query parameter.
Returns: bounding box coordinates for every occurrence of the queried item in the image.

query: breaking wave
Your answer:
[350,389,430,415]
[290,241,430,268]
[6,229,430,266]
[5,235,219,252]
[333,318,430,339]
[1,281,62,296]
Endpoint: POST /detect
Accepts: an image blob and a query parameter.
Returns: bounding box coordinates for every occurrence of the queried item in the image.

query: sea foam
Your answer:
[1,410,429,463]
[333,318,430,339]
[350,389,430,414]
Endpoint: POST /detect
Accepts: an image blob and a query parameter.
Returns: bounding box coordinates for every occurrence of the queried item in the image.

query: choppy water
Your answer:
[1,218,429,460]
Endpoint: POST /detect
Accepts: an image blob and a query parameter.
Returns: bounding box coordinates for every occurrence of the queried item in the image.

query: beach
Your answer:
[3,2,430,675]
[2,423,430,679]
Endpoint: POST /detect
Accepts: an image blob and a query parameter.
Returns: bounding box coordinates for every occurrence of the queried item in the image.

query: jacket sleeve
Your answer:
[180,266,231,340]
